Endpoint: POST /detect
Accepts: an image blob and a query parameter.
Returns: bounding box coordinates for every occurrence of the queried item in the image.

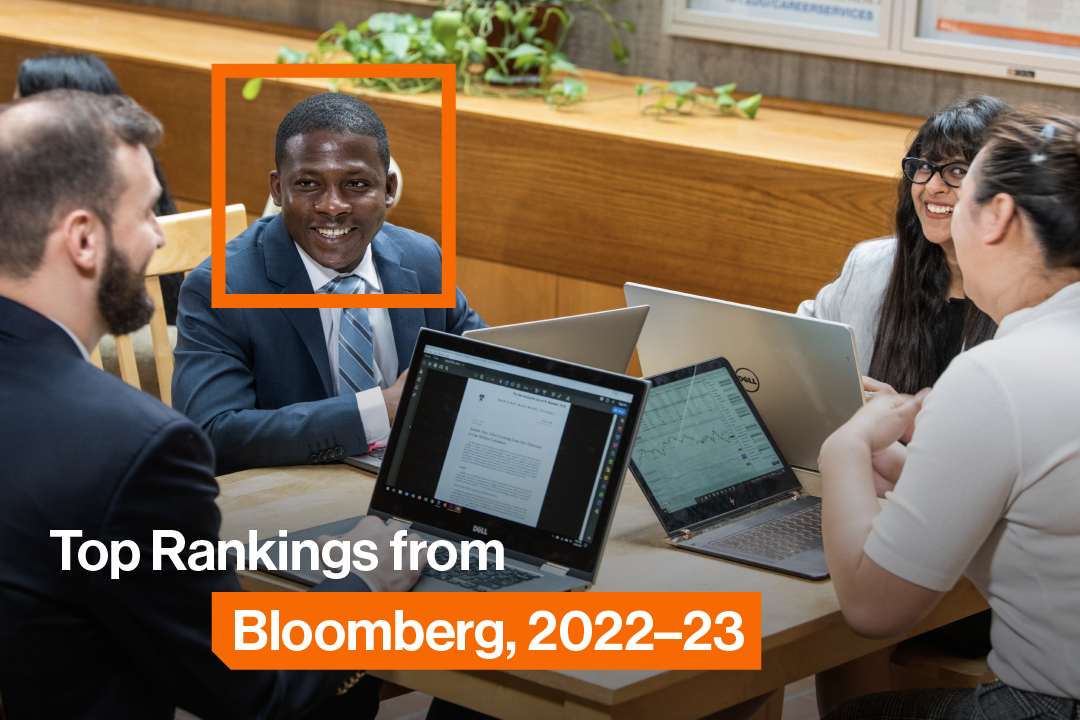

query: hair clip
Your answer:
[1030,123,1056,165]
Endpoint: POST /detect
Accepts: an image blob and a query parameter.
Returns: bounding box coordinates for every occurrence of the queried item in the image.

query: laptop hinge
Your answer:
[390,517,413,528]
[670,491,804,542]
[541,562,570,576]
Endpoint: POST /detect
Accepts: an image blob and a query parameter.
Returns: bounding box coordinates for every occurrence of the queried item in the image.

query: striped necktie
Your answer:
[316,274,375,395]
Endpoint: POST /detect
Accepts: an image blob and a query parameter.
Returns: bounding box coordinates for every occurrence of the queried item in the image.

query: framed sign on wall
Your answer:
[667,0,1080,87]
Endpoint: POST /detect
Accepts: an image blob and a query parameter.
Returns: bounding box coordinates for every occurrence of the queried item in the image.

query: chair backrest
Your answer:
[90,204,248,407]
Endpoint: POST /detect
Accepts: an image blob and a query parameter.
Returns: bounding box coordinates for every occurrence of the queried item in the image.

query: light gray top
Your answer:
[796,237,896,375]
[865,281,1080,697]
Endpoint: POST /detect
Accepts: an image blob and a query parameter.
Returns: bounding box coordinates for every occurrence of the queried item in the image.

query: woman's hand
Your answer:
[861,376,917,444]
[843,388,931,454]
[861,376,897,399]
[870,443,907,497]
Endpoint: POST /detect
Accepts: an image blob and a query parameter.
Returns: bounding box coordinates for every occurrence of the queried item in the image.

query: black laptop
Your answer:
[628,356,829,580]
[256,329,651,592]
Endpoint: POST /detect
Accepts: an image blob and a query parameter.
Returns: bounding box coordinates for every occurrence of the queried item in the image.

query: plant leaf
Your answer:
[668,80,698,96]
[367,13,402,34]
[276,46,307,64]
[469,37,488,58]
[484,68,510,84]
[713,82,736,94]
[737,93,763,119]
[430,10,462,53]
[551,57,579,73]
[505,42,543,59]
[328,78,339,93]
[610,40,629,63]
[622,20,636,32]
[381,32,412,58]
[494,1,512,21]
[511,7,532,31]
[635,83,653,96]
[241,77,263,100]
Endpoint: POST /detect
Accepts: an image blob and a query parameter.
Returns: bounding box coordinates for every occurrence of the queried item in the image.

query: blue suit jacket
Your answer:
[0,297,376,720]
[173,216,485,475]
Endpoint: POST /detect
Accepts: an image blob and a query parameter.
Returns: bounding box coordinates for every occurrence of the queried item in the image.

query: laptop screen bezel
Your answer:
[628,356,803,536]
[367,329,651,580]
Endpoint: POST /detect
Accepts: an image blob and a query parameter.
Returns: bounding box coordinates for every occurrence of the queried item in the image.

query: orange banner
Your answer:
[937,18,1080,48]
[212,592,761,670]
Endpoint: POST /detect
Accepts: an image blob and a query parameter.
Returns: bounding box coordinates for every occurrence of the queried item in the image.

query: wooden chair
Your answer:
[91,204,248,407]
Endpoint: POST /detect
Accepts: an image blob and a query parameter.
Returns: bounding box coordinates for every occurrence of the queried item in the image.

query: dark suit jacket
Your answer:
[173,216,485,475]
[0,297,378,720]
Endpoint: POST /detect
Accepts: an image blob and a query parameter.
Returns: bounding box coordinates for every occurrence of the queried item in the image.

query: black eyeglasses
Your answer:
[902,157,970,188]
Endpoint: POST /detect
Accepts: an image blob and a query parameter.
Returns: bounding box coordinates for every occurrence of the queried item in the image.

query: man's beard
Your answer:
[97,230,156,337]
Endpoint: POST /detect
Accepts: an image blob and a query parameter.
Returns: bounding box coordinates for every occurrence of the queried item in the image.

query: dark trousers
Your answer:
[822,681,1078,720]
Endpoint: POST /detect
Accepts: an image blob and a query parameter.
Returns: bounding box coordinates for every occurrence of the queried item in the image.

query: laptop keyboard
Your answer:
[710,503,822,562]
[421,545,541,590]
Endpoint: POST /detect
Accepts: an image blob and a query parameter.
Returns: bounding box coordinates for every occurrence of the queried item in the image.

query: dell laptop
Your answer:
[629,356,828,580]
[263,329,651,592]
[624,282,864,471]
[463,306,650,374]
[345,307,651,473]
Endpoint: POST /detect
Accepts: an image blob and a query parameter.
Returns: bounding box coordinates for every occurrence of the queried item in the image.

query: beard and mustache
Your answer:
[97,229,157,337]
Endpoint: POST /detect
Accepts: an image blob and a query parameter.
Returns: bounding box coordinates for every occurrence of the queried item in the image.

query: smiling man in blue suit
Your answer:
[174,93,485,475]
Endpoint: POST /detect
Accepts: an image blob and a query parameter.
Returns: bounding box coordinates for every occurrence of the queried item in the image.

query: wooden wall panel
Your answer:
[455,113,894,313]
[457,255,557,328]
[0,38,211,206]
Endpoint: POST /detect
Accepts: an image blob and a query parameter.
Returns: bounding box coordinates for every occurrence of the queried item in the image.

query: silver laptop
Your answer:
[345,307,651,473]
[629,356,828,580]
[624,283,864,471]
[262,329,651,592]
[463,306,650,374]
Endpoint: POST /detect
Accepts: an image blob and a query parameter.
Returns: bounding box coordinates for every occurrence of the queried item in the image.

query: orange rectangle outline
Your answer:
[936,18,1080,49]
[210,63,457,309]
[212,591,762,671]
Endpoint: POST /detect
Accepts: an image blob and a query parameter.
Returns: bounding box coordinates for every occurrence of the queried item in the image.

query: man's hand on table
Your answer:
[318,516,425,592]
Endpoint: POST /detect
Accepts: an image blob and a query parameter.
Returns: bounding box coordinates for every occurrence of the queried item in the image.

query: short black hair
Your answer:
[275,93,390,172]
[17,54,123,98]
[0,90,162,278]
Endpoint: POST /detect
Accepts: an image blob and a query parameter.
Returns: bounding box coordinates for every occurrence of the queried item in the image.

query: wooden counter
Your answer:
[0,0,922,324]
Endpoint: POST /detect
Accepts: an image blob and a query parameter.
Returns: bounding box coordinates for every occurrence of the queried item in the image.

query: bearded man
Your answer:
[0,89,426,720]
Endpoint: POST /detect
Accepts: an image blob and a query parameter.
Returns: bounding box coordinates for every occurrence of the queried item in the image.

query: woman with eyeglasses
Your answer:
[817,106,1080,720]
[800,95,1010,715]
[799,95,1009,398]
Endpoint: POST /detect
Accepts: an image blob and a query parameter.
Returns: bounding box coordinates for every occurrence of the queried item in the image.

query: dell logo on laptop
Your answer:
[473,525,488,535]
[735,368,760,393]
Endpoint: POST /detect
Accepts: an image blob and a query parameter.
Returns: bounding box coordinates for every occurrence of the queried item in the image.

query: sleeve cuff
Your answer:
[313,573,372,593]
[356,388,391,445]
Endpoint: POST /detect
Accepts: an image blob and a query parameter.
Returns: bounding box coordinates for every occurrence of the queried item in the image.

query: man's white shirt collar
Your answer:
[49,317,91,362]
[293,241,382,294]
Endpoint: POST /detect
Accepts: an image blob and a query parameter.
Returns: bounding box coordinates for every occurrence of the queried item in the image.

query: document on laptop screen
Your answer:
[382,345,633,547]
[435,380,571,527]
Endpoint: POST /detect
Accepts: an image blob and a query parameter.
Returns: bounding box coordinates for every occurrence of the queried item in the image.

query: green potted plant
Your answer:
[245,1,761,118]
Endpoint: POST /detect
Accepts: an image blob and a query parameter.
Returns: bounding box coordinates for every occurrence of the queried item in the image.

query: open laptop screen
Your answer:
[629,357,801,535]
[370,330,649,577]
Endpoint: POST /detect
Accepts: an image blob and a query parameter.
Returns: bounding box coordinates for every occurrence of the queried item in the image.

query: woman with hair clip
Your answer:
[799,95,1009,396]
[13,53,183,324]
[817,105,1080,720]
[802,95,1010,715]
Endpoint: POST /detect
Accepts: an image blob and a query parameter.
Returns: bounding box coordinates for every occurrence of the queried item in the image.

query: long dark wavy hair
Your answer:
[868,96,1009,394]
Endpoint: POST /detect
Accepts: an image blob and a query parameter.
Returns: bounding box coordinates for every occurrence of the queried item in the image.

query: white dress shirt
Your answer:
[294,242,399,446]
[50,318,91,362]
